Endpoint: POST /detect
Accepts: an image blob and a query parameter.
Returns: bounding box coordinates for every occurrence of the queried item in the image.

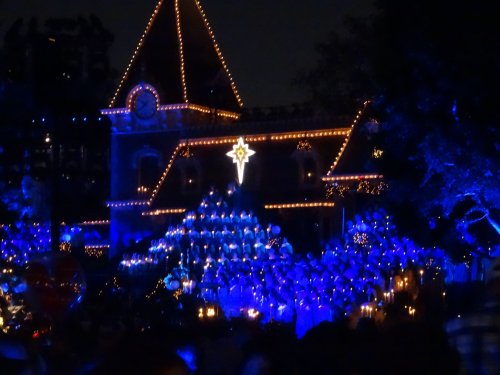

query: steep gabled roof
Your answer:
[108,0,243,113]
[324,101,376,177]
[321,101,384,186]
[147,126,351,208]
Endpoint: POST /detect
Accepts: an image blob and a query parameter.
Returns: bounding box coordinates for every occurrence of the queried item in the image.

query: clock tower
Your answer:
[102,0,242,256]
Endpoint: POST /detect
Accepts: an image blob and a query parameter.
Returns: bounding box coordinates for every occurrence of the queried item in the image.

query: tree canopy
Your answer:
[301,0,500,255]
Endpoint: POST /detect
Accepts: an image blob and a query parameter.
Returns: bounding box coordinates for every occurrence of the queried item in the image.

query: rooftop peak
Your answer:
[108,0,243,113]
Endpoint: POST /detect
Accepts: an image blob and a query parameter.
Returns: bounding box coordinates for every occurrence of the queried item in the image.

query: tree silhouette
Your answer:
[300,0,500,252]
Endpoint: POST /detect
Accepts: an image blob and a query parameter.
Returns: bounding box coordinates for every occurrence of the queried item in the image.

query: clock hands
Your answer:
[134,91,156,118]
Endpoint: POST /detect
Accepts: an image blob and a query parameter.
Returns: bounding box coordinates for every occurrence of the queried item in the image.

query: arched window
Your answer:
[133,146,163,196]
[138,155,160,189]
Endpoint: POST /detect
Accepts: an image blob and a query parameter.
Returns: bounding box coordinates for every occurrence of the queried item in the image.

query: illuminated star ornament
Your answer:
[226,137,255,184]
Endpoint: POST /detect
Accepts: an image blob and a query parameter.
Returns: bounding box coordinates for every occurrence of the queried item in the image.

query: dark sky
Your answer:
[0,0,371,107]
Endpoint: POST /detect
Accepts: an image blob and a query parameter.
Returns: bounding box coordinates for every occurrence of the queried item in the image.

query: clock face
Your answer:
[134,91,157,119]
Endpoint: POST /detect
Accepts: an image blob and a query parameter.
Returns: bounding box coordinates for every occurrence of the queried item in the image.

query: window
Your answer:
[138,155,160,194]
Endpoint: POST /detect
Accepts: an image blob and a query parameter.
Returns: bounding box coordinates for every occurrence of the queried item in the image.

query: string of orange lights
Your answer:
[194,0,243,108]
[148,145,183,205]
[101,103,240,120]
[327,100,371,175]
[106,201,150,208]
[175,0,189,103]
[142,208,187,216]
[147,127,350,205]
[322,174,384,182]
[264,202,335,210]
[109,0,164,108]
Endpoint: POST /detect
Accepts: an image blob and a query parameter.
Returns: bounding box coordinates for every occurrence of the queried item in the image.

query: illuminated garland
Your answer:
[79,220,110,226]
[84,244,110,250]
[101,103,240,120]
[175,0,188,102]
[148,145,183,204]
[179,136,265,147]
[186,103,239,119]
[326,180,388,198]
[327,100,371,175]
[107,0,244,115]
[179,129,349,147]
[142,208,186,216]
[269,129,349,140]
[264,202,335,210]
[148,128,349,205]
[109,0,164,108]
[106,200,149,208]
[322,174,383,182]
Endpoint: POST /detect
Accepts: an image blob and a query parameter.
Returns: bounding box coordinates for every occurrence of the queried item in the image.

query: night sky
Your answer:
[0,0,371,107]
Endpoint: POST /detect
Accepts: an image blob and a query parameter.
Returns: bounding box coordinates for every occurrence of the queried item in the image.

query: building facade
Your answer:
[103,0,383,257]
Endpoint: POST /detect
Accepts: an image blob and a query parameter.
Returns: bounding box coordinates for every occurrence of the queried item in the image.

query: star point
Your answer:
[226,137,255,184]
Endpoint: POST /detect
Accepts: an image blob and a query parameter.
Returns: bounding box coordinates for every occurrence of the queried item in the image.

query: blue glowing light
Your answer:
[176,346,197,371]
[0,222,52,266]
[125,189,456,336]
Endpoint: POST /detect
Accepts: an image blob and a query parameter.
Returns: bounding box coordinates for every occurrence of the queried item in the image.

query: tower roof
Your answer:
[108,0,243,113]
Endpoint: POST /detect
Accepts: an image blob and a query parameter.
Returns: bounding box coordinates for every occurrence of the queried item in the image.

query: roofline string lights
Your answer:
[148,128,351,205]
[79,220,110,226]
[194,0,244,108]
[148,144,184,205]
[106,200,150,208]
[84,244,111,250]
[264,202,335,210]
[101,103,240,120]
[326,100,371,176]
[322,174,384,182]
[142,208,187,216]
[186,103,239,119]
[179,136,265,147]
[178,128,350,147]
[175,0,189,103]
[108,0,164,108]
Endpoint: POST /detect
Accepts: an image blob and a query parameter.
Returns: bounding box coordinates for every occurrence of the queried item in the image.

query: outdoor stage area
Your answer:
[115,187,468,337]
[0,188,486,374]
